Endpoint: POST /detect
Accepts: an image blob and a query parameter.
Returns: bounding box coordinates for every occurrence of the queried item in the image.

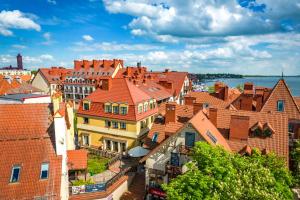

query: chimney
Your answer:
[93,60,100,71]
[101,77,112,90]
[184,96,196,106]
[83,60,90,70]
[244,82,254,91]
[240,94,253,111]
[17,53,23,70]
[263,88,271,102]
[255,95,263,111]
[164,69,169,73]
[223,86,229,101]
[126,67,132,76]
[214,82,223,93]
[209,108,218,127]
[165,103,177,123]
[229,115,250,140]
[137,61,141,68]
[74,60,82,71]
[193,102,203,115]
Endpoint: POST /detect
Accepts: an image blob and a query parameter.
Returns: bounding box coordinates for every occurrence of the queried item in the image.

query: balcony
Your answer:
[165,162,182,175]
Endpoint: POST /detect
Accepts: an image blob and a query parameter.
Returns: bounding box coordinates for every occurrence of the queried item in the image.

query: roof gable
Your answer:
[261,79,300,119]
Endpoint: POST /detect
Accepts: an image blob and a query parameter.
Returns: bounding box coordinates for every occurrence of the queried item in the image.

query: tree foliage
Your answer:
[291,140,300,186]
[162,142,293,200]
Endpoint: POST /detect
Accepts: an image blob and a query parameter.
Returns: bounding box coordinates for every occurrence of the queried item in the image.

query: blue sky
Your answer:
[0,0,300,75]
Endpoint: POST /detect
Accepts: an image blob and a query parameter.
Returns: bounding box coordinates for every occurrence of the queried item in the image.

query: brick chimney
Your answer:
[229,115,250,140]
[244,82,254,91]
[193,102,203,115]
[240,94,253,111]
[165,103,177,123]
[83,60,90,70]
[101,77,112,90]
[214,82,224,93]
[17,53,23,70]
[184,96,196,106]
[255,95,263,111]
[126,67,132,76]
[209,108,218,127]
[74,60,82,71]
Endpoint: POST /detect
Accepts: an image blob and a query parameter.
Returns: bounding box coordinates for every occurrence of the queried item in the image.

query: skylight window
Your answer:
[152,132,158,142]
[10,165,21,183]
[40,163,49,179]
[206,130,217,144]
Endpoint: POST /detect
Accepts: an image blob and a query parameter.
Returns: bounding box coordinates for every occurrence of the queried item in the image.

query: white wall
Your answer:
[23,96,51,104]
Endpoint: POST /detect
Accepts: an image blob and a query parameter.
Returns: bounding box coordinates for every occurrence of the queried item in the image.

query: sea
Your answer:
[204,76,300,96]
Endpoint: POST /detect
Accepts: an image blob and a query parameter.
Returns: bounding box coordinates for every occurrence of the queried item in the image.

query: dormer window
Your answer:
[113,106,119,114]
[250,122,274,138]
[277,100,284,112]
[105,104,112,113]
[120,107,128,115]
[206,130,217,144]
[152,132,158,142]
[138,104,143,113]
[83,102,90,110]
[40,163,49,179]
[10,165,21,183]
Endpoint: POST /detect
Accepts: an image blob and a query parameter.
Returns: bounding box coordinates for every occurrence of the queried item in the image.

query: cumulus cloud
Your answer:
[103,0,300,41]
[0,54,55,69]
[0,10,41,36]
[12,44,27,49]
[82,34,94,41]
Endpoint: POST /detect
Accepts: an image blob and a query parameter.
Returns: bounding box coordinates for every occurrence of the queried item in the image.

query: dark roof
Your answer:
[0,93,49,101]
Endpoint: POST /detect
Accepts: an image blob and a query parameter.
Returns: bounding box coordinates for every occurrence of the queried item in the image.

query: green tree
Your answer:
[163,142,293,200]
[291,140,300,186]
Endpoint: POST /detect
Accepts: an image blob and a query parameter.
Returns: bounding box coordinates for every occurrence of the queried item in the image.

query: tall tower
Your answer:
[17,53,23,70]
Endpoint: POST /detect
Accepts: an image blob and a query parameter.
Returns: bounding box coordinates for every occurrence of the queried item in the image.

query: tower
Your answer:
[17,53,23,70]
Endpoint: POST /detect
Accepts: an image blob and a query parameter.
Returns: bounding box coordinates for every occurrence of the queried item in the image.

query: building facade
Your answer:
[77,78,158,153]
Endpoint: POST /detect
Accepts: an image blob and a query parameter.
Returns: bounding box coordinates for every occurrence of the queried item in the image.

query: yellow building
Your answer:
[76,77,158,152]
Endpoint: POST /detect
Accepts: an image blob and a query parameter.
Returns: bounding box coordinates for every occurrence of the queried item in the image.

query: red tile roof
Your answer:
[67,150,88,170]
[210,108,289,163]
[135,80,172,101]
[294,96,300,109]
[38,67,72,84]
[0,104,62,199]
[77,78,158,121]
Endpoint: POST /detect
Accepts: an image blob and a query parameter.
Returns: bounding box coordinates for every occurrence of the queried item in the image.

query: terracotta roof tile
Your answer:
[0,103,62,199]
[211,108,289,163]
[67,150,88,170]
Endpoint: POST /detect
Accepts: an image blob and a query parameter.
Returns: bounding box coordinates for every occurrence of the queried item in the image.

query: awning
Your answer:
[128,146,149,157]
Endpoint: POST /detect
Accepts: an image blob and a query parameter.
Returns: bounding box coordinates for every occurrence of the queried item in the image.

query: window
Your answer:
[144,103,148,112]
[151,116,154,123]
[289,123,294,133]
[121,143,126,152]
[120,122,126,130]
[277,100,284,112]
[138,105,143,113]
[206,130,217,144]
[113,106,119,114]
[141,121,146,129]
[106,140,111,150]
[152,132,158,142]
[83,135,89,146]
[40,163,49,179]
[83,117,89,124]
[150,103,153,109]
[113,141,119,152]
[105,120,111,128]
[112,121,119,129]
[203,103,209,109]
[10,165,21,183]
[83,103,90,110]
[120,107,127,115]
[105,105,112,113]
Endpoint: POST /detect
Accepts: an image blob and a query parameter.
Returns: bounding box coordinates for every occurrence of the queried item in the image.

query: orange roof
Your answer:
[211,108,289,163]
[189,111,231,151]
[294,96,300,109]
[0,104,62,199]
[39,67,72,84]
[186,89,240,108]
[67,150,88,170]
[143,103,194,149]
[135,80,172,101]
[77,78,158,121]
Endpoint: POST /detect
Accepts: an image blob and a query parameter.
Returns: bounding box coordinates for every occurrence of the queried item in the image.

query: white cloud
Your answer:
[47,0,57,5]
[103,0,300,41]
[0,54,55,69]
[82,34,94,41]
[0,10,41,36]
[40,54,54,60]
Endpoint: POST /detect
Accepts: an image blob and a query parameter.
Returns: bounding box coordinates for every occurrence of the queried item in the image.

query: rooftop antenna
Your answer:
[281,69,284,80]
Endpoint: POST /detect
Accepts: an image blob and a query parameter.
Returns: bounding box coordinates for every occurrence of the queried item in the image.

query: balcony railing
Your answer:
[178,145,191,154]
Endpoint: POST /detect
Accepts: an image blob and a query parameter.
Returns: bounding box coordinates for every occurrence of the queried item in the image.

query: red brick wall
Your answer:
[229,115,250,140]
